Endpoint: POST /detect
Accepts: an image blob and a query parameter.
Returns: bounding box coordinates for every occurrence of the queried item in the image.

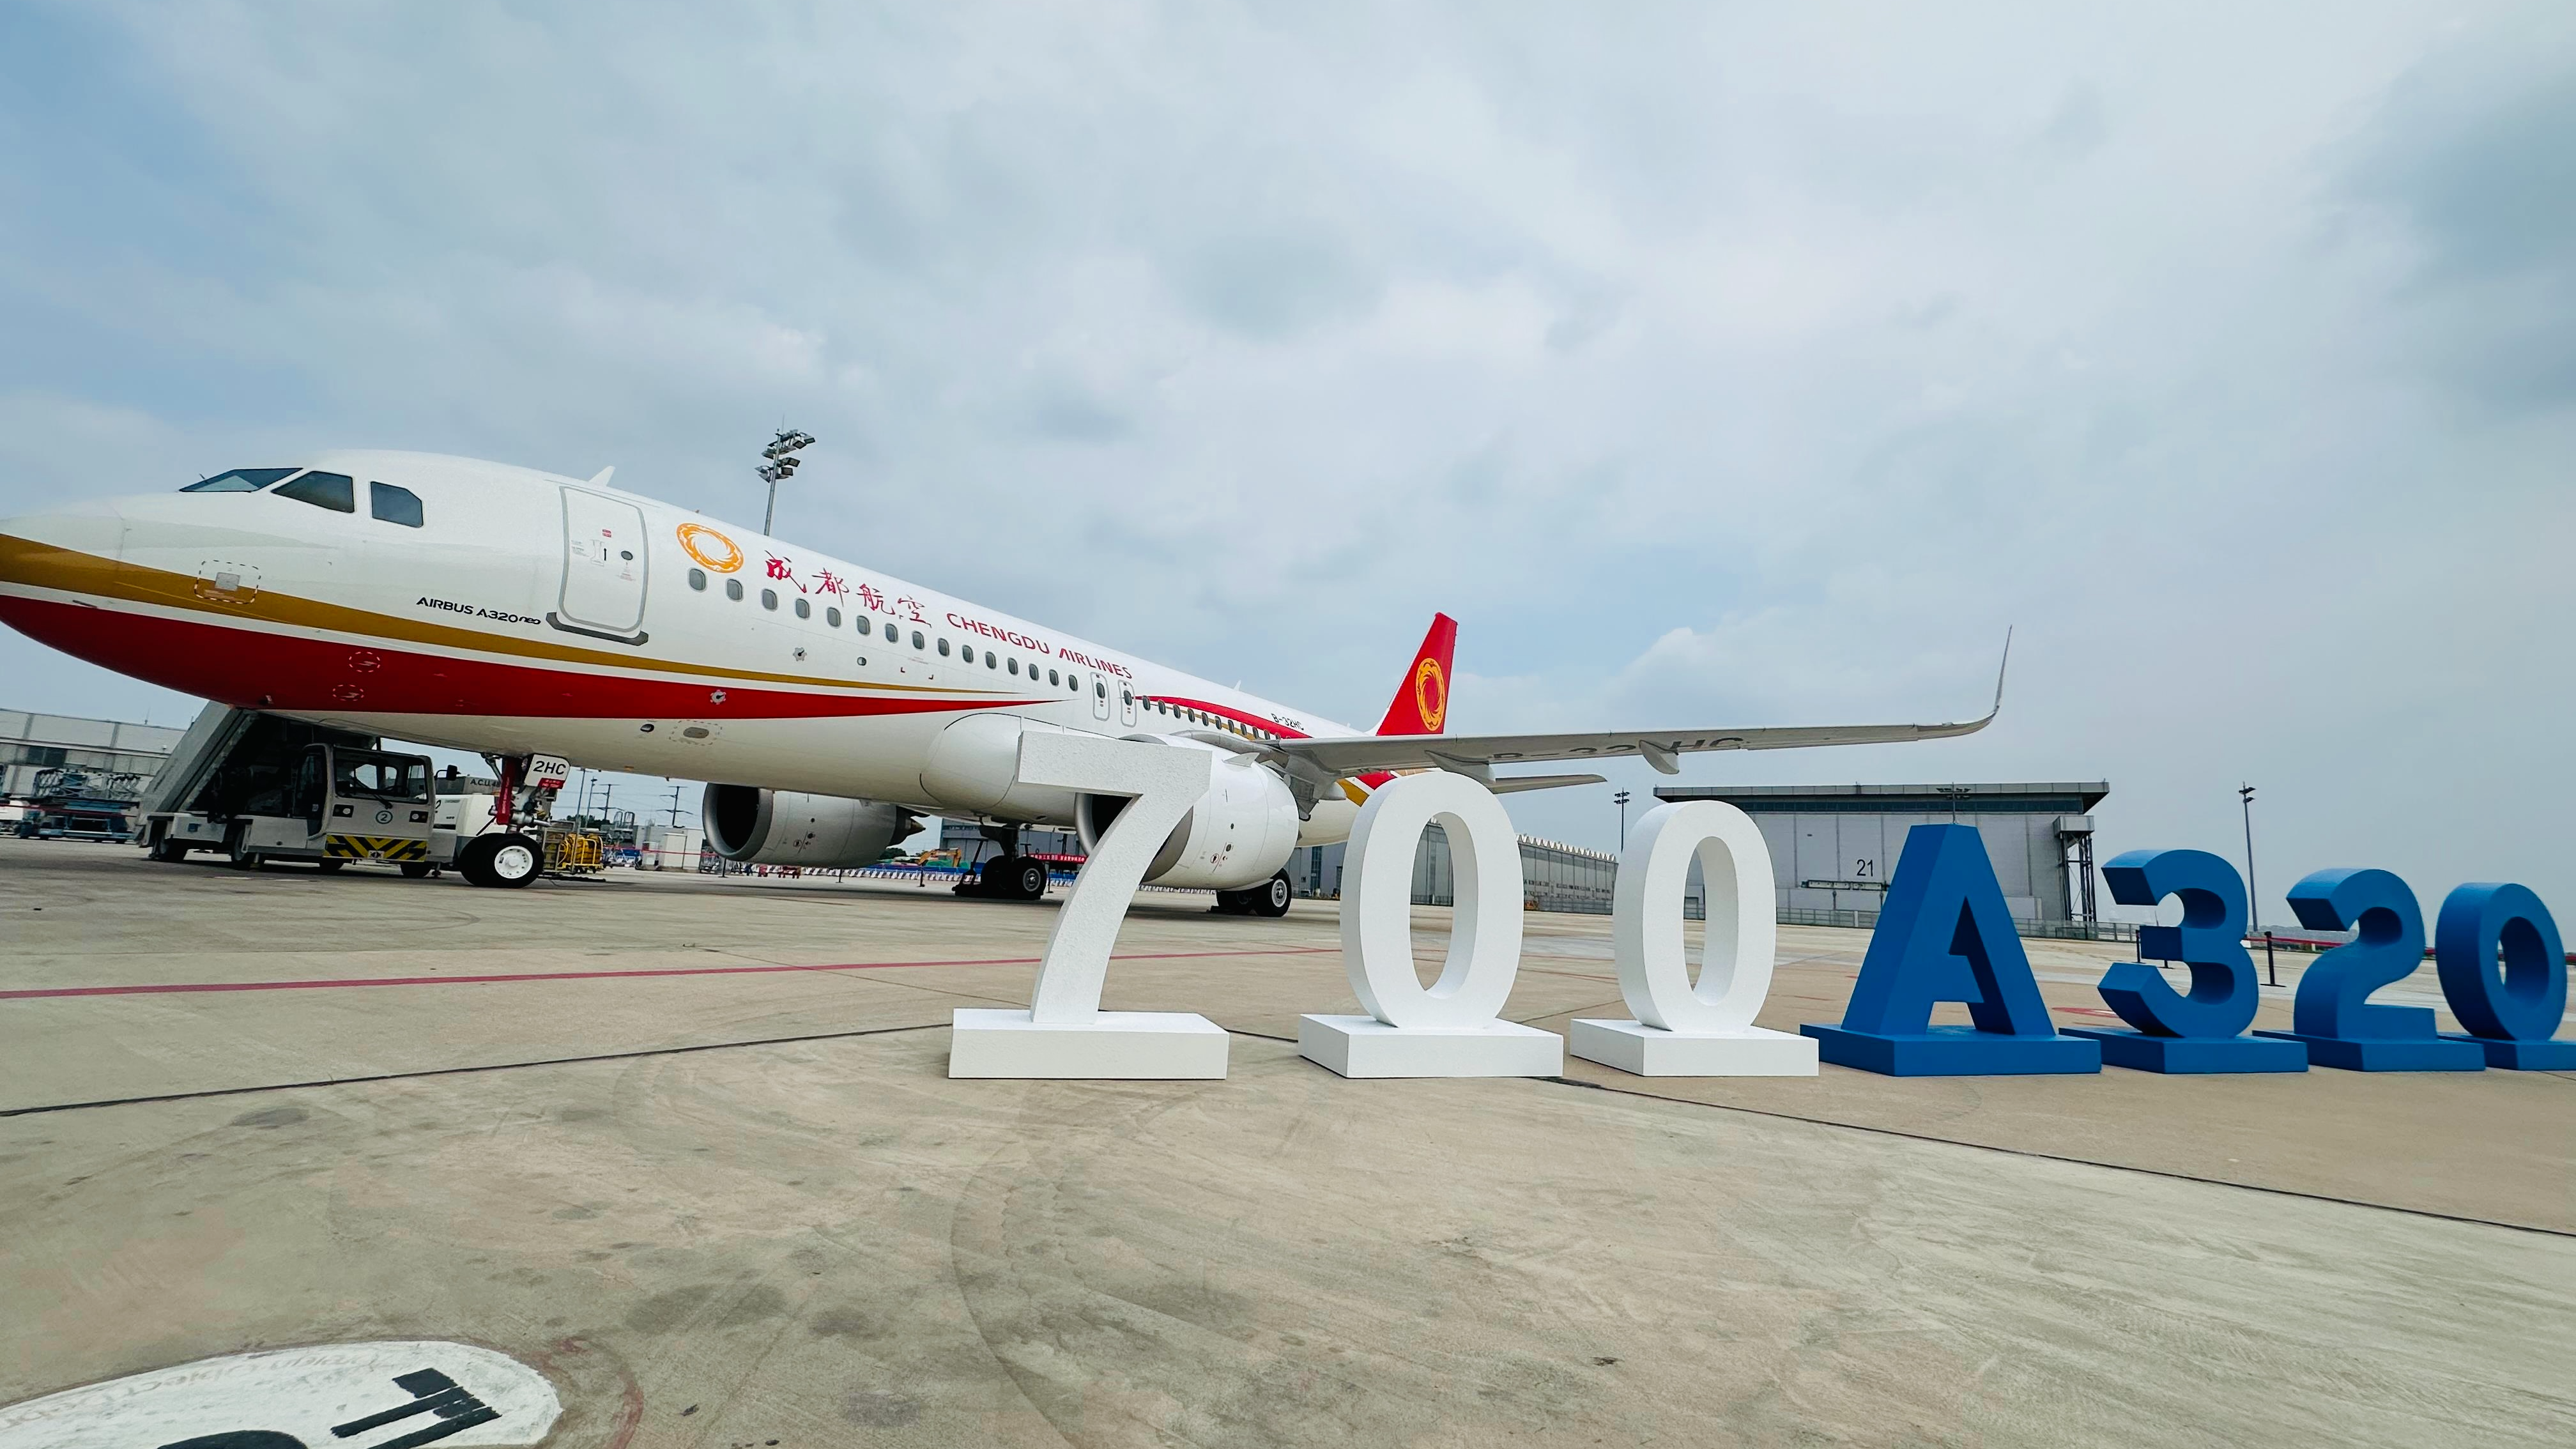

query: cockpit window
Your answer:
[181,468,297,493]
[369,480,424,528]
[274,471,356,513]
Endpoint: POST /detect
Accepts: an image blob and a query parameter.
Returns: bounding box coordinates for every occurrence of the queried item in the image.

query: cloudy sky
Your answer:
[4,2,2571,917]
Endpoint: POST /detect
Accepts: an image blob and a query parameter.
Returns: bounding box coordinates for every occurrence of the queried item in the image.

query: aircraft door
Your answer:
[1119,682,1137,727]
[555,488,649,641]
[297,746,328,837]
[1091,676,1111,721]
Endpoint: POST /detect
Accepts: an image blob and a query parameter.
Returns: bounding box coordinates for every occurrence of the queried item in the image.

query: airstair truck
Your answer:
[139,706,441,875]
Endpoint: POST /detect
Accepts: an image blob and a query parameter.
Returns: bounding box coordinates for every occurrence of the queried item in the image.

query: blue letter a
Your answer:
[1802,824,2100,1075]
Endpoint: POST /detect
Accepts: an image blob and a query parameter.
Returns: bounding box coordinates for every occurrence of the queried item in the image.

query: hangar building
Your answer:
[1653,781,2108,930]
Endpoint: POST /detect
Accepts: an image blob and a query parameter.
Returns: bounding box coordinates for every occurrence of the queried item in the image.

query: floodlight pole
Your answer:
[1614,790,1631,847]
[2239,783,2260,935]
[758,428,816,536]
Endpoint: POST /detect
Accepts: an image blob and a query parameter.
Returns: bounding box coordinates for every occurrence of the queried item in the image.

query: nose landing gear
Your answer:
[455,752,546,888]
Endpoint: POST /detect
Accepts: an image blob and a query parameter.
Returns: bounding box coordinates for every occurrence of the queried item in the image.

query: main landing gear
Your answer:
[1213,870,1294,918]
[957,854,1050,902]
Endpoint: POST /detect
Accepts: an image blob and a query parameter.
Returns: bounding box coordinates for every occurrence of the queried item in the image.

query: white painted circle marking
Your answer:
[0,1340,560,1448]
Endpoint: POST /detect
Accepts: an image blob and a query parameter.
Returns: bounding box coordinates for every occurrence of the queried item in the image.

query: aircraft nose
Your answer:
[0,498,131,586]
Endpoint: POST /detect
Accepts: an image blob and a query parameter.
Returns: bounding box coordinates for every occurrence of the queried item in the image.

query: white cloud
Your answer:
[2,0,2571,912]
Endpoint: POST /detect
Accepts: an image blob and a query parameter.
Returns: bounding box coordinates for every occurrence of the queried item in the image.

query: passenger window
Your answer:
[826,607,841,627]
[369,480,424,527]
[959,645,974,664]
[911,630,925,650]
[938,638,951,657]
[181,467,296,493]
[274,471,356,513]
[882,622,898,642]
[689,569,708,591]
[761,589,778,610]
[1008,658,1020,676]
[793,597,811,619]
[726,578,744,601]
[986,653,999,670]
[1095,680,1107,698]
[1048,669,1060,686]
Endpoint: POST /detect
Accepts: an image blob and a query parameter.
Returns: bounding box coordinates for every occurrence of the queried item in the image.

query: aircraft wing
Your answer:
[1270,633,2011,781]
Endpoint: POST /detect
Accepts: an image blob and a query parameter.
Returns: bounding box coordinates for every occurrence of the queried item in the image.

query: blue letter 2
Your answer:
[1801,824,2099,1076]
[2058,850,2304,1073]
[2434,883,2574,1069]
[2253,869,2483,1071]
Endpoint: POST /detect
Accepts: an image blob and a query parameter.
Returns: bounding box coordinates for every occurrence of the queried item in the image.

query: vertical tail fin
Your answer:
[1374,613,1457,737]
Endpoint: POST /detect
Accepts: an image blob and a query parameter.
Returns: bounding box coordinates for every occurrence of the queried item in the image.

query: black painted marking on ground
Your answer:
[0,1022,948,1119]
[15,1015,2564,1243]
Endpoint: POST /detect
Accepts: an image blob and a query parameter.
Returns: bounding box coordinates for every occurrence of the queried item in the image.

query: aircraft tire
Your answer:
[459,832,543,889]
[1000,856,1048,901]
[1250,870,1293,918]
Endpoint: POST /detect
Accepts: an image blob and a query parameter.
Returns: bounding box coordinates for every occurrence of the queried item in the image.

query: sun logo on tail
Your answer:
[1414,658,1447,732]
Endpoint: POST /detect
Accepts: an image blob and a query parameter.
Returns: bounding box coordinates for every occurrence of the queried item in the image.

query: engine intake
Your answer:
[703,785,919,868]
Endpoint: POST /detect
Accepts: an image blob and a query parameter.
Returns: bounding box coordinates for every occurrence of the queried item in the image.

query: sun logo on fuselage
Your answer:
[678,523,743,573]
[1414,658,1447,732]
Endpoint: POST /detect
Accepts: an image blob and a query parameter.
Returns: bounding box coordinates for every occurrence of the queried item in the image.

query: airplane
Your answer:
[0,451,2005,909]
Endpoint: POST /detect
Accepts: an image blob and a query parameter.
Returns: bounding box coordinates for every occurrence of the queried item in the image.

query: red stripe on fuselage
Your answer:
[0,595,1034,720]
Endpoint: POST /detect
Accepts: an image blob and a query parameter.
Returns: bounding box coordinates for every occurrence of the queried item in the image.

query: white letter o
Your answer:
[1343,771,1525,1029]
[1614,800,1778,1033]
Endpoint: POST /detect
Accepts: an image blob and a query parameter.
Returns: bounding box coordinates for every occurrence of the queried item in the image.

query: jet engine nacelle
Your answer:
[703,785,920,868]
[1078,744,1301,891]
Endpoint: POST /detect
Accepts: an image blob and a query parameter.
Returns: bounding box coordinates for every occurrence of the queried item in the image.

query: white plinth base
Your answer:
[1568,1019,1820,1077]
[948,1008,1229,1079]
[1298,1013,1564,1078]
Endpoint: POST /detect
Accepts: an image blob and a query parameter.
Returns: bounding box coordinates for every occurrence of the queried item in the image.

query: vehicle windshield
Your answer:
[332,751,432,802]
[181,468,298,493]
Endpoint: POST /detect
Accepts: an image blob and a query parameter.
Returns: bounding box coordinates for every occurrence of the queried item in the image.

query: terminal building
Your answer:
[1652,781,2108,931]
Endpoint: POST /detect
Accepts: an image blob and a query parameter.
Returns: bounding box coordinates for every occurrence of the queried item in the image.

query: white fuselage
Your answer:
[0,451,1374,843]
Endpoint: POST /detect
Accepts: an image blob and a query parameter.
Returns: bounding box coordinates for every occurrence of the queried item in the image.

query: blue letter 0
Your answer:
[2434,884,2566,1042]
[2098,849,2258,1039]
[2284,869,2430,1040]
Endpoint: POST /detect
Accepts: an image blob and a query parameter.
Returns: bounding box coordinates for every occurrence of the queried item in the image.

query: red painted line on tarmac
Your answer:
[0,945,1337,1001]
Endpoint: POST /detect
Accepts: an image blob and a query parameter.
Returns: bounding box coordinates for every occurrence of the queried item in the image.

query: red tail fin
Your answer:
[1374,613,1457,737]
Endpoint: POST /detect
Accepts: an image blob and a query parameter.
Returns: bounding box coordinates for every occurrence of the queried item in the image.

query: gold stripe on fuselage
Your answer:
[0,535,1016,700]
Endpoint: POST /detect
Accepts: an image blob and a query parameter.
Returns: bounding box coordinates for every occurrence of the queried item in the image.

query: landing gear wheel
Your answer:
[315,857,346,873]
[1004,856,1048,901]
[458,832,543,889]
[399,861,438,879]
[1250,870,1293,918]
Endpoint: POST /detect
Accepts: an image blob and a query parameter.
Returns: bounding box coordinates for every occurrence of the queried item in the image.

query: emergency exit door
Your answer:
[555,488,649,642]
